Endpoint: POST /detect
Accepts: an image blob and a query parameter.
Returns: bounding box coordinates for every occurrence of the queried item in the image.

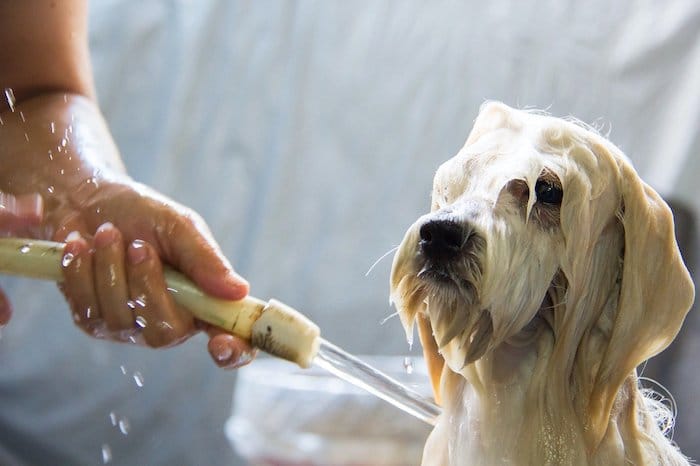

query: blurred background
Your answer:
[0,0,698,464]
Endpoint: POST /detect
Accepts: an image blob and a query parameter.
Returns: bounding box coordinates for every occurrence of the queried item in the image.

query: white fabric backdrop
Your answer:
[0,1,698,464]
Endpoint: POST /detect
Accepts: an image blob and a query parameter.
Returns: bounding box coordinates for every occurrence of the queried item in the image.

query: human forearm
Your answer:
[0,0,95,103]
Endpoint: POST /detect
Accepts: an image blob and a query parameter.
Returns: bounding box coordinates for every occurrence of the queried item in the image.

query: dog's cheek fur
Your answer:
[479,213,562,346]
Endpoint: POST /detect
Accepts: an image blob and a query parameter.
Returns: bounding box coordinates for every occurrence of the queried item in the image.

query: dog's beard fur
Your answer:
[389,102,694,466]
[390,207,562,376]
[392,223,494,367]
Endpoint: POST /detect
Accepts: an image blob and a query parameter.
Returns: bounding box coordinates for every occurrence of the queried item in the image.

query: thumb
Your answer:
[157,213,249,301]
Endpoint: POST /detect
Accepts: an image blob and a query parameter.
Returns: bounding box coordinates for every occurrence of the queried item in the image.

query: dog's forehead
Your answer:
[434,104,621,201]
[434,126,560,198]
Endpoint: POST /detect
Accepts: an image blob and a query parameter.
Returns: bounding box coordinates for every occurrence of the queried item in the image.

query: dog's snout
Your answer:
[419,219,464,260]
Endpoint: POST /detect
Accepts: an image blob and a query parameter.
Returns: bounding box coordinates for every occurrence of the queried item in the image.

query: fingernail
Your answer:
[127,240,148,264]
[215,345,234,362]
[94,222,117,248]
[231,350,256,368]
[65,230,82,242]
[209,336,235,362]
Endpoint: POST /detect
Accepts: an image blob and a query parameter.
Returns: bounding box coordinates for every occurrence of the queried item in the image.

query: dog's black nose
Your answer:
[419,219,464,260]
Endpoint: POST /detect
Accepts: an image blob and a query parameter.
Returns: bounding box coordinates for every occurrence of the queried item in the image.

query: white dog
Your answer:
[390,102,695,466]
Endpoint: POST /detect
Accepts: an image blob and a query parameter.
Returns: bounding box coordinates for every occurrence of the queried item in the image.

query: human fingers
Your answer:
[204,325,257,369]
[61,231,103,335]
[93,222,134,333]
[125,239,196,348]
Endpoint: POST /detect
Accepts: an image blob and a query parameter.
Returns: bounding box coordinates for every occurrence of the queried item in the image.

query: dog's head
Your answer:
[390,102,694,441]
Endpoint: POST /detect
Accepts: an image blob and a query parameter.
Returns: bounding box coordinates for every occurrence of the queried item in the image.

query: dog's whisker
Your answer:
[365,245,400,277]
[379,311,400,326]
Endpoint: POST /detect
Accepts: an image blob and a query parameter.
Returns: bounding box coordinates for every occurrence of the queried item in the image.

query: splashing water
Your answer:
[403,357,414,375]
[314,339,440,425]
[101,444,112,464]
[133,371,144,388]
[18,245,30,254]
[119,365,127,375]
[61,253,75,267]
[135,316,147,328]
[109,411,117,426]
[4,88,16,112]
[118,418,130,435]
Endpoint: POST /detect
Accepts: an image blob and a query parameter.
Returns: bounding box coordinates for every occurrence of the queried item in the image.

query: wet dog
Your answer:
[390,102,694,465]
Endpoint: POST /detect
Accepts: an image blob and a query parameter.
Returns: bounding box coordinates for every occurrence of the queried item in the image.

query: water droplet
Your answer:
[50,122,56,133]
[57,146,62,153]
[63,93,68,103]
[19,244,31,254]
[0,115,4,125]
[4,88,16,112]
[119,365,127,375]
[126,300,136,310]
[47,185,55,194]
[101,444,112,463]
[403,357,414,375]
[118,417,130,435]
[86,307,93,319]
[47,150,54,161]
[133,371,144,388]
[24,132,29,142]
[73,313,81,322]
[107,264,117,286]
[134,297,146,308]
[135,315,147,328]
[157,321,174,330]
[19,111,26,122]
[109,411,117,426]
[61,138,67,147]
[61,252,75,267]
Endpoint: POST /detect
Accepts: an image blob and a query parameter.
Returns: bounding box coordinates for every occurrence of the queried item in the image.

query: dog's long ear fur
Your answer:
[588,147,695,441]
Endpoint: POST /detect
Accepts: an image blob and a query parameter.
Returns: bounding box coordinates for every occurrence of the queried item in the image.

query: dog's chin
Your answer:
[414,267,559,370]
[413,267,495,368]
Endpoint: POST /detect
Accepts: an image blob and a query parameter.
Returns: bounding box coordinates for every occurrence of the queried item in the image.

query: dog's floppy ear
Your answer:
[589,151,695,437]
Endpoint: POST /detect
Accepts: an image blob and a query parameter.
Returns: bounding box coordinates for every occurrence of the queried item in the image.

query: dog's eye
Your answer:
[535,180,563,205]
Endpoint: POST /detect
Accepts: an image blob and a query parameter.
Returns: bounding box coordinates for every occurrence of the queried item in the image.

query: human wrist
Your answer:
[0,92,128,237]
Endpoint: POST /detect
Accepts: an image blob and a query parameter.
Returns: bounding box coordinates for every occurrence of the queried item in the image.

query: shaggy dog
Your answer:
[390,102,694,465]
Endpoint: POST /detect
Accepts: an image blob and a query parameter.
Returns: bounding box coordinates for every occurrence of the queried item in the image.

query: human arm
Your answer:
[0,0,254,366]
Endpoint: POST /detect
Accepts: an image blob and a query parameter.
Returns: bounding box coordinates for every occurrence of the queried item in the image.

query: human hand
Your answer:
[0,93,255,368]
[0,191,44,325]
